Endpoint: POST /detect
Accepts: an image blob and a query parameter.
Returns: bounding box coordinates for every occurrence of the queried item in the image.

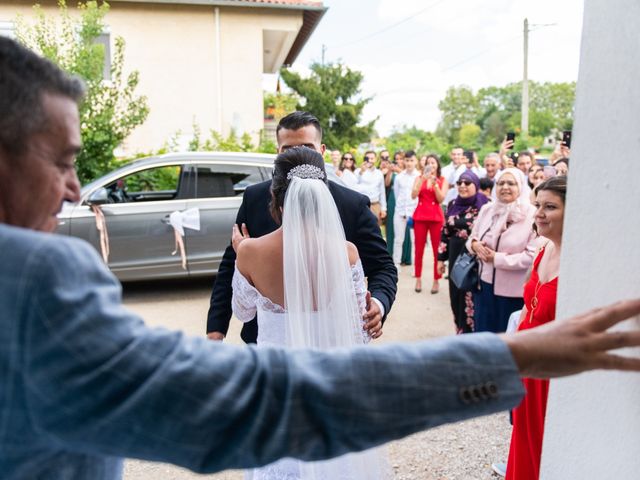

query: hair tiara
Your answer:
[286,164,325,181]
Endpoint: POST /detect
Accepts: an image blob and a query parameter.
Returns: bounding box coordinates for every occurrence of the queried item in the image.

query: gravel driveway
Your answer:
[122,253,510,479]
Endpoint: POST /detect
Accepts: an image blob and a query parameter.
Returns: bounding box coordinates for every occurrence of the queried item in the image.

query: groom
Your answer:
[206,111,397,342]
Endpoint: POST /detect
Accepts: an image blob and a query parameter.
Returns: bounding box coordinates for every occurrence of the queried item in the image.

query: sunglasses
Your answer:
[456,180,473,186]
[343,156,354,161]
[380,156,390,160]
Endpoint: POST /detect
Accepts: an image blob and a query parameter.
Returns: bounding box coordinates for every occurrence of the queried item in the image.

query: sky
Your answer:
[264,0,585,136]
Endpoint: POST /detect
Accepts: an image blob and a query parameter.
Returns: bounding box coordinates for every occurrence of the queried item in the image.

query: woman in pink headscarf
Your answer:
[465,167,537,332]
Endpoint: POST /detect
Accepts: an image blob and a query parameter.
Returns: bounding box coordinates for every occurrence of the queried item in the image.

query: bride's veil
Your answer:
[281,161,390,480]
[282,176,362,349]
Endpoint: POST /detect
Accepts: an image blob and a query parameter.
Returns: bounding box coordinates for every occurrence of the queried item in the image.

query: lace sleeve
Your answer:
[351,260,371,344]
[231,268,258,323]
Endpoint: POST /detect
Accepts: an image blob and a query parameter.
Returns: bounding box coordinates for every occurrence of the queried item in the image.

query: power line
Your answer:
[441,34,522,72]
[328,0,446,50]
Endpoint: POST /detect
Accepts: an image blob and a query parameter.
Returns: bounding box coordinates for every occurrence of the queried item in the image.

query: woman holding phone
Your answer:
[411,154,448,293]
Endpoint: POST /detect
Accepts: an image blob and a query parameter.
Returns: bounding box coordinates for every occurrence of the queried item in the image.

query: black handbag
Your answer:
[450,251,479,291]
[450,228,491,291]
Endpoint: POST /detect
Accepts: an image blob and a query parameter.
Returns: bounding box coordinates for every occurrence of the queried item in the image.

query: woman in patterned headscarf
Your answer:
[437,170,488,333]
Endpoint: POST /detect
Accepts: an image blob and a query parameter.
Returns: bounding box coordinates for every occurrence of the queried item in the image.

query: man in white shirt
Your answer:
[392,151,420,266]
[357,150,387,224]
[441,146,464,205]
[482,153,500,180]
[446,150,487,202]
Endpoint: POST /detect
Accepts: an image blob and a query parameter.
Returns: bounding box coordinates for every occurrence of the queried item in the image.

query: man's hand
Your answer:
[363,291,383,339]
[231,223,250,253]
[502,299,640,379]
[380,211,387,220]
[499,138,514,158]
[437,261,446,276]
[207,332,225,341]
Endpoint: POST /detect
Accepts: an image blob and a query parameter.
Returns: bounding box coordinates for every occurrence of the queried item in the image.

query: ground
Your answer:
[121,253,510,479]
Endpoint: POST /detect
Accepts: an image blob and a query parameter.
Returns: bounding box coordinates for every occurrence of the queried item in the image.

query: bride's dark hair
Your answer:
[270,146,328,224]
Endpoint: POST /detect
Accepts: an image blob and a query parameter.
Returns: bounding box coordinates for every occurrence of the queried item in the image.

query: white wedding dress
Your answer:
[230,172,390,480]
[232,261,391,480]
[232,260,369,348]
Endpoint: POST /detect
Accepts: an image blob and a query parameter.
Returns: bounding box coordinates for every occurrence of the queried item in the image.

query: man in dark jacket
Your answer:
[206,111,397,342]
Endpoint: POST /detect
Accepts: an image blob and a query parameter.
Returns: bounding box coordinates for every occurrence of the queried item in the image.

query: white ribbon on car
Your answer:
[91,205,110,263]
[169,207,201,270]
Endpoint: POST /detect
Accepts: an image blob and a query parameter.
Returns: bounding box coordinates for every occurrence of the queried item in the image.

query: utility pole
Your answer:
[521,18,529,138]
[321,44,327,66]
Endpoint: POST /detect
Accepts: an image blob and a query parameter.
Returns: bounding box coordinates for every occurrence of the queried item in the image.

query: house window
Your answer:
[0,21,15,39]
[95,31,111,80]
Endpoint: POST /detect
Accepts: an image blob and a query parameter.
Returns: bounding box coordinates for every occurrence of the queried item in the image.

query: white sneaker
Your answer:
[491,462,507,477]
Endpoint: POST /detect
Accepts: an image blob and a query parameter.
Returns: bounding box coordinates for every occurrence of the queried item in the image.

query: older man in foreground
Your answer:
[1,37,640,480]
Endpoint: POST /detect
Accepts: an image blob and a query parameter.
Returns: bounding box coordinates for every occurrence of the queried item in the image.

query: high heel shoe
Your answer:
[414,279,422,293]
[430,281,439,294]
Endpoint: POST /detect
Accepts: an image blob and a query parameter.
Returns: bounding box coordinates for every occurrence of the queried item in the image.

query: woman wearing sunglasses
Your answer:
[466,167,537,333]
[437,170,488,333]
[337,153,359,190]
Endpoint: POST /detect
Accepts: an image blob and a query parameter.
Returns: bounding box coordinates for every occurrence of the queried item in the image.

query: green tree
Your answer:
[263,91,298,122]
[458,124,481,150]
[435,85,479,143]
[280,62,375,150]
[16,0,149,184]
[384,126,450,158]
[437,81,575,151]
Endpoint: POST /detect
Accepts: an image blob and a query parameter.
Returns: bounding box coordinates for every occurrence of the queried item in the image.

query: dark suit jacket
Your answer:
[206,179,398,343]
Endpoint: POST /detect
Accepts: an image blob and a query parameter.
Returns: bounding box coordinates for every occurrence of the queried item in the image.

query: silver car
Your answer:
[57,152,342,281]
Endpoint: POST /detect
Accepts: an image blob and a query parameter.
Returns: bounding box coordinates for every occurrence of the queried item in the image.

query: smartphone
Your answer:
[423,165,433,176]
[543,166,556,178]
[506,131,516,144]
[562,130,572,148]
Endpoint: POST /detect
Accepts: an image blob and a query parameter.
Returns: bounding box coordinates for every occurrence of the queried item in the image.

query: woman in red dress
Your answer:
[506,176,567,480]
[411,154,448,294]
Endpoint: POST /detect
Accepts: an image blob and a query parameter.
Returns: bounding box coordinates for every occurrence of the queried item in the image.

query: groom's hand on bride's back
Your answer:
[232,223,251,253]
[364,292,383,339]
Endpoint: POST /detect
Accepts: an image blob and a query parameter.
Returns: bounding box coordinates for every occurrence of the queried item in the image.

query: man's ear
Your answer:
[320,144,326,155]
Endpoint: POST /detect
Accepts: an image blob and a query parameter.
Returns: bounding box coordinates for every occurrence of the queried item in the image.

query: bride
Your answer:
[232,146,390,480]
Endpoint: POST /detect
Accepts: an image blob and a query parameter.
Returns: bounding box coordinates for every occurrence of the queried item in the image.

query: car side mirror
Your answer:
[87,187,109,205]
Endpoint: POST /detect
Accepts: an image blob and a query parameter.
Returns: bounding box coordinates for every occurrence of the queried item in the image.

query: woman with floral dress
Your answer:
[437,170,488,333]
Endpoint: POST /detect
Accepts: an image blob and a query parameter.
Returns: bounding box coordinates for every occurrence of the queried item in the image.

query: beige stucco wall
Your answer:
[0,1,302,154]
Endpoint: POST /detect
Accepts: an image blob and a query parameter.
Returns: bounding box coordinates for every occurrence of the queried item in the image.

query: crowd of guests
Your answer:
[331,139,571,480]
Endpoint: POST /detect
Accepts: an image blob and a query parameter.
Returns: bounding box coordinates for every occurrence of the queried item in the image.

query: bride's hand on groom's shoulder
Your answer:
[232,223,251,253]
[363,291,383,339]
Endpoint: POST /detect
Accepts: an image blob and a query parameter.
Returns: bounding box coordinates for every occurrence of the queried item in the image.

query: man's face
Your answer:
[0,93,81,232]
[276,125,325,154]
[405,155,417,171]
[450,148,464,166]
[517,154,532,174]
[484,156,498,178]
[330,150,341,165]
[364,152,376,168]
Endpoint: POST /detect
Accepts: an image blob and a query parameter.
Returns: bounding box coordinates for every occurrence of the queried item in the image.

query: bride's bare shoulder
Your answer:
[346,241,360,266]
[236,231,282,273]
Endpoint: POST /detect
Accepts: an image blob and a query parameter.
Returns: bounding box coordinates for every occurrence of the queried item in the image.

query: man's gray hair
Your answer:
[0,37,85,157]
[484,152,500,160]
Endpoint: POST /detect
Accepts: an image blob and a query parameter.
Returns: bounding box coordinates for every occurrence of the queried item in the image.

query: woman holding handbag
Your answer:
[466,167,537,333]
[437,170,488,333]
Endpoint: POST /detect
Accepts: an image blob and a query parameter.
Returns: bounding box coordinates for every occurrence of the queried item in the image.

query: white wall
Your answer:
[540,1,640,478]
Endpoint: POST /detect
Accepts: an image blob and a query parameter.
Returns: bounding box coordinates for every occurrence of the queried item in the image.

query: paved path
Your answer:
[122,253,509,479]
